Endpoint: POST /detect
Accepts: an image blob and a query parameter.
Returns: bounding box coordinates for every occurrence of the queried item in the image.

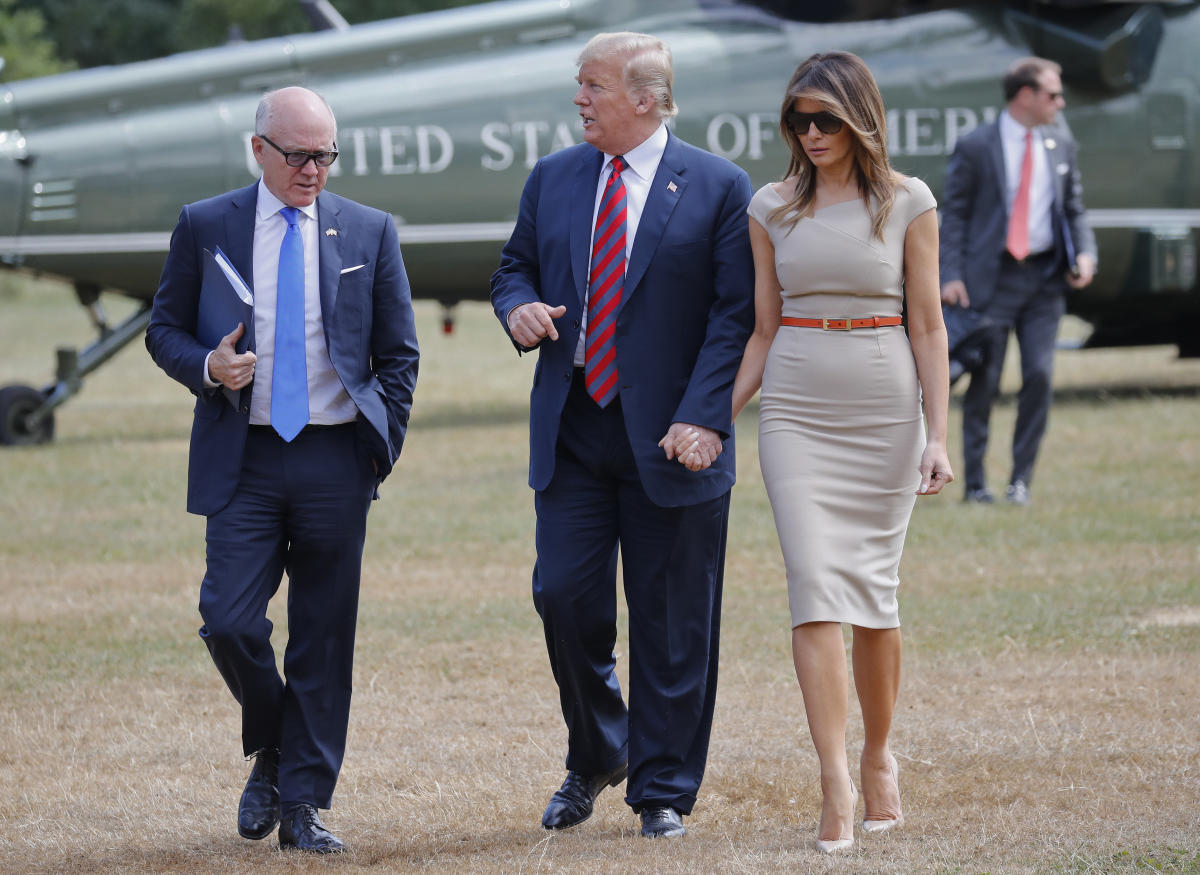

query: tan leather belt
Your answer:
[780,316,903,331]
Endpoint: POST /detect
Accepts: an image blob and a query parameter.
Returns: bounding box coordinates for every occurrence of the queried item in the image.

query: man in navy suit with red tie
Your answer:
[940,57,1097,506]
[491,32,754,838]
[146,86,418,853]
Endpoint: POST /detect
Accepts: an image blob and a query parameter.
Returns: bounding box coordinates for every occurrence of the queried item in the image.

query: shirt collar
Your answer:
[1000,110,1037,144]
[256,178,319,222]
[605,122,668,182]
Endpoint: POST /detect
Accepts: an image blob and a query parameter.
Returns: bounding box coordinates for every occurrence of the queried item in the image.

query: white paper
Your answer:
[213,247,254,305]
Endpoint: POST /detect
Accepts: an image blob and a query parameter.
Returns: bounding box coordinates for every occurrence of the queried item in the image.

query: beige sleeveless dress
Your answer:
[748,177,936,629]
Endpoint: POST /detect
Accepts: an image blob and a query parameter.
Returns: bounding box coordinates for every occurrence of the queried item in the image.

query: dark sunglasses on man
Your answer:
[784,110,844,136]
[259,134,339,167]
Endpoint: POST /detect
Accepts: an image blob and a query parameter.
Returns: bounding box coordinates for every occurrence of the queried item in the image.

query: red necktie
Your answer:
[584,156,627,407]
[1007,129,1033,261]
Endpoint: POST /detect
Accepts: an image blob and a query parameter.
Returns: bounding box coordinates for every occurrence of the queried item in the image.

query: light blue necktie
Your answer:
[271,206,309,441]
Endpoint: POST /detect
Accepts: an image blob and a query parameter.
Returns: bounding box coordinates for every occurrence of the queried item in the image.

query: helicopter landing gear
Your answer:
[0,384,54,445]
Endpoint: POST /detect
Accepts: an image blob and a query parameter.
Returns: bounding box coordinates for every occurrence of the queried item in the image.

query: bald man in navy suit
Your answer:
[147,86,418,854]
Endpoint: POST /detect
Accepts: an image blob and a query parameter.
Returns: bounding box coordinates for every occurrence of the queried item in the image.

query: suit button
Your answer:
[564,371,571,382]
[573,320,581,330]
[240,405,249,414]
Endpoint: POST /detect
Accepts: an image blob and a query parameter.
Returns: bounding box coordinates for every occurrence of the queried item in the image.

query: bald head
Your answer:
[255,86,337,140]
[251,87,338,208]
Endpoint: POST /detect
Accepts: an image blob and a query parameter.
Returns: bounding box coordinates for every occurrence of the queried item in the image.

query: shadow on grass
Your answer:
[951,381,1200,407]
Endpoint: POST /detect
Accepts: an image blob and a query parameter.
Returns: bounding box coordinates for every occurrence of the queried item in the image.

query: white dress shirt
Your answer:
[574,122,669,366]
[1000,110,1054,256]
[248,181,356,425]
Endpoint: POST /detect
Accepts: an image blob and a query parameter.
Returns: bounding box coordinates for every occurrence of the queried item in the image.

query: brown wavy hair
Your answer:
[769,52,898,240]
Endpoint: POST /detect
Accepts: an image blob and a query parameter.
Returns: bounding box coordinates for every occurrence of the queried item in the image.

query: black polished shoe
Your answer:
[640,806,686,838]
[963,486,995,504]
[1006,479,1031,506]
[237,747,280,840]
[541,762,629,830]
[278,803,345,854]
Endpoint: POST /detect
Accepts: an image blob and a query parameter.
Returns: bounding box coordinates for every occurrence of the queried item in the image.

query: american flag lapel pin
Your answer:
[667,181,678,193]
[325,228,338,237]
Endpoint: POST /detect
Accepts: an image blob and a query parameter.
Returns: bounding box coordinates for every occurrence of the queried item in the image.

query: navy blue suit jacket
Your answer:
[146,183,419,516]
[939,119,1097,312]
[490,131,754,508]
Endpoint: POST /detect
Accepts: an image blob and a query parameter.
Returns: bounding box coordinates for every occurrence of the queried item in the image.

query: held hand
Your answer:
[916,441,953,496]
[1067,253,1096,290]
[941,280,969,308]
[508,302,568,347]
[207,323,257,390]
[659,422,723,472]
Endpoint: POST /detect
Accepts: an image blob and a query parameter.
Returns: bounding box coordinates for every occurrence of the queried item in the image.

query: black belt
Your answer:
[248,423,354,435]
[1002,249,1056,265]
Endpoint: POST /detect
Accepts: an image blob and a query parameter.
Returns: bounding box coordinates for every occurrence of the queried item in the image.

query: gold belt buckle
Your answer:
[823,317,852,330]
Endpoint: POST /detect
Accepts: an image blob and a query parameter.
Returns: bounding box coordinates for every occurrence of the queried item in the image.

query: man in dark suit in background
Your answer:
[940,57,1097,506]
[491,31,754,839]
[146,86,419,853]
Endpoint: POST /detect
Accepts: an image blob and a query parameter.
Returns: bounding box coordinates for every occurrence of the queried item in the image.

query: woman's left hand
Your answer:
[917,441,953,495]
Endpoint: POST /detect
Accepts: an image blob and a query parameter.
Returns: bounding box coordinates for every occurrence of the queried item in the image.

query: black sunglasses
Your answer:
[259,134,339,168]
[785,110,844,136]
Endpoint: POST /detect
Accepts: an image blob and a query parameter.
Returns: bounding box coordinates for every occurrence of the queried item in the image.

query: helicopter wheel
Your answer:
[0,385,55,446]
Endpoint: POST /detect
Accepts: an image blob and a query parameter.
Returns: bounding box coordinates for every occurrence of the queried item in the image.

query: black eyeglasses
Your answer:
[785,110,844,136]
[259,134,339,167]
[1041,89,1064,100]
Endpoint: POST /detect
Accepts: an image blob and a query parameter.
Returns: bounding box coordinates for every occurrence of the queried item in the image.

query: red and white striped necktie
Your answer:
[584,156,627,407]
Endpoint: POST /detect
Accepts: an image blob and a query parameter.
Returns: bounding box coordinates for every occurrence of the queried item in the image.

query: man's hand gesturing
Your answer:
[508,303,568,348]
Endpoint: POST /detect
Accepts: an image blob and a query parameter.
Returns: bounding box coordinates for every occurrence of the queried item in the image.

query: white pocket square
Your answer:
[340,263,366,275]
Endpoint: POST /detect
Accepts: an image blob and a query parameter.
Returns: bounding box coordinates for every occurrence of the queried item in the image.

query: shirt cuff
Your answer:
[202,350,220,388]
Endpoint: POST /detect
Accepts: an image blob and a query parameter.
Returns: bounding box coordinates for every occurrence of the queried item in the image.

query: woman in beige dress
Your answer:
[731,52,952,853]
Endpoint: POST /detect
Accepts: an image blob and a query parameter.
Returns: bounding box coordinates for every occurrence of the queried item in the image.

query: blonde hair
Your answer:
[769,52,897,240]
[577,32,679,120]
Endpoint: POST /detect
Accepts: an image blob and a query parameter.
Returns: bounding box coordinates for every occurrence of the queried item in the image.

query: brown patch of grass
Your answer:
[2,283,1199,871]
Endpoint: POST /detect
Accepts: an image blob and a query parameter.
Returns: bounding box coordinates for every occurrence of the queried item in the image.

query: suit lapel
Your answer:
[316,192,344,337]
[1040,125,1066,209]
[987,121,1008,215]
[571,148,604,305]
[222,183,258,351]
[624,130,686,302]
[1039,125,1074,262]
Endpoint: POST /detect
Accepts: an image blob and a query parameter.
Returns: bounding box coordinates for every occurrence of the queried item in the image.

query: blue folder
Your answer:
[198,248,253,409]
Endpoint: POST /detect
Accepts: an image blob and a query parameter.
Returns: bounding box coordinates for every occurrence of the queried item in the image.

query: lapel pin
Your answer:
[667,181,678,193]
[325,228,338,237]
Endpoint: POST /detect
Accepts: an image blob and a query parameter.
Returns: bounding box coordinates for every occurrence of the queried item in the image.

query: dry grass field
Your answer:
[1,276,1198,873]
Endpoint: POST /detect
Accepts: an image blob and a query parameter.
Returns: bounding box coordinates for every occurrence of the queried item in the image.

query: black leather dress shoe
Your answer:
[640,806,686,838]
[963,486,995,504]
[541,762,628,829]
[237,747,280,840]
[278,803,345,853]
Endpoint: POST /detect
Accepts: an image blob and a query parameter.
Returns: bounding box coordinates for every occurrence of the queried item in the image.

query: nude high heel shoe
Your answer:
[815,777,857,854]
[862,753,904,835]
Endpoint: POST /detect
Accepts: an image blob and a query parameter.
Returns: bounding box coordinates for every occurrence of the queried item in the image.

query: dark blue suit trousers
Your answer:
[533,371,729,815]
[200,424,376,809]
